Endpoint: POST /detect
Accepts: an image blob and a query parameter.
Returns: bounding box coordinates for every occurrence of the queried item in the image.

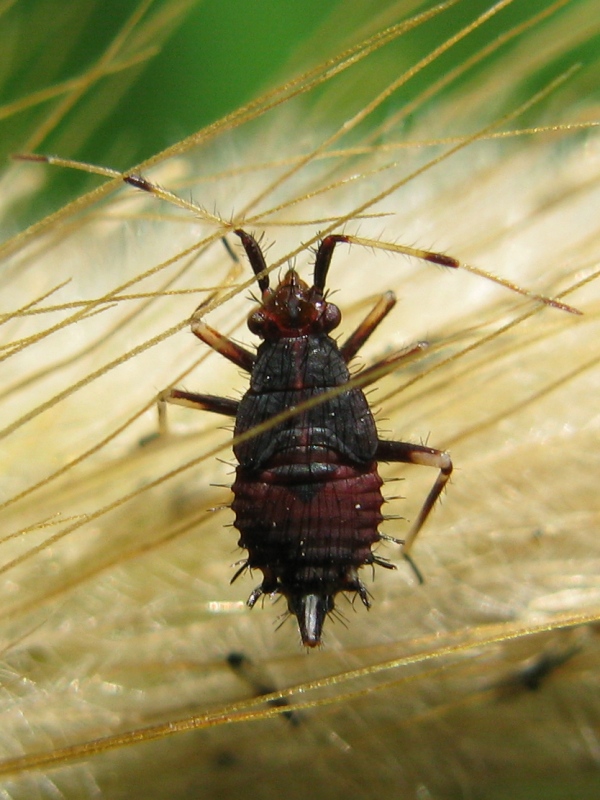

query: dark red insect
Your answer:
[162,230,453,647]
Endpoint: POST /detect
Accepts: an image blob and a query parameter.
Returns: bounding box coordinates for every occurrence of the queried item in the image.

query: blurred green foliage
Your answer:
[1,0,598,225]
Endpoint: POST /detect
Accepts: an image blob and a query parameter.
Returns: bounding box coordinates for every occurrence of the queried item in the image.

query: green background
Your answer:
[3,0,598,170]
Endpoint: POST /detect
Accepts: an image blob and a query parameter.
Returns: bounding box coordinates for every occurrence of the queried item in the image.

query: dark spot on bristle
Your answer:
[13,152,48,163]
[428,252,459,268]
[124,174,152,191]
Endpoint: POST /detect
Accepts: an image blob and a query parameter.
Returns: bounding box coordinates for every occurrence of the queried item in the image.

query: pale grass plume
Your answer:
[1,1,600,797]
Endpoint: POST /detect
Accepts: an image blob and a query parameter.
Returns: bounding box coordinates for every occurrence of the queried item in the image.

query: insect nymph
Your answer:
[162,229,453,647]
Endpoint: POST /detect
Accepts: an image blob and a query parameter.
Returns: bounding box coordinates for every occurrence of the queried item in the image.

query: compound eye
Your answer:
[322,303,341,332]
[248,309,266,336]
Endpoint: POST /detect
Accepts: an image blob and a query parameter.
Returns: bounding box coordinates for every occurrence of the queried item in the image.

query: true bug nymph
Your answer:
[162,230,453,647]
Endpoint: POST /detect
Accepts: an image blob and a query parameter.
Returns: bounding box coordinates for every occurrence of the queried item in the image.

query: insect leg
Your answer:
[340,291,397,362]
[376,439,452,563]
[190,319,255,372]
[158,389,238,434]
[233,229,270,293]
[351,341,429,389]
[162,390,238,417]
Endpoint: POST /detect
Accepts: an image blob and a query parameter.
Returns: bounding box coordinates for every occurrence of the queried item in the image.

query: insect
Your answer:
[160,228,453,647]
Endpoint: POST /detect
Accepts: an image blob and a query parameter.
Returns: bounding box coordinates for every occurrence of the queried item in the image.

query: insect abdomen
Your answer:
[232,457,384,643]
